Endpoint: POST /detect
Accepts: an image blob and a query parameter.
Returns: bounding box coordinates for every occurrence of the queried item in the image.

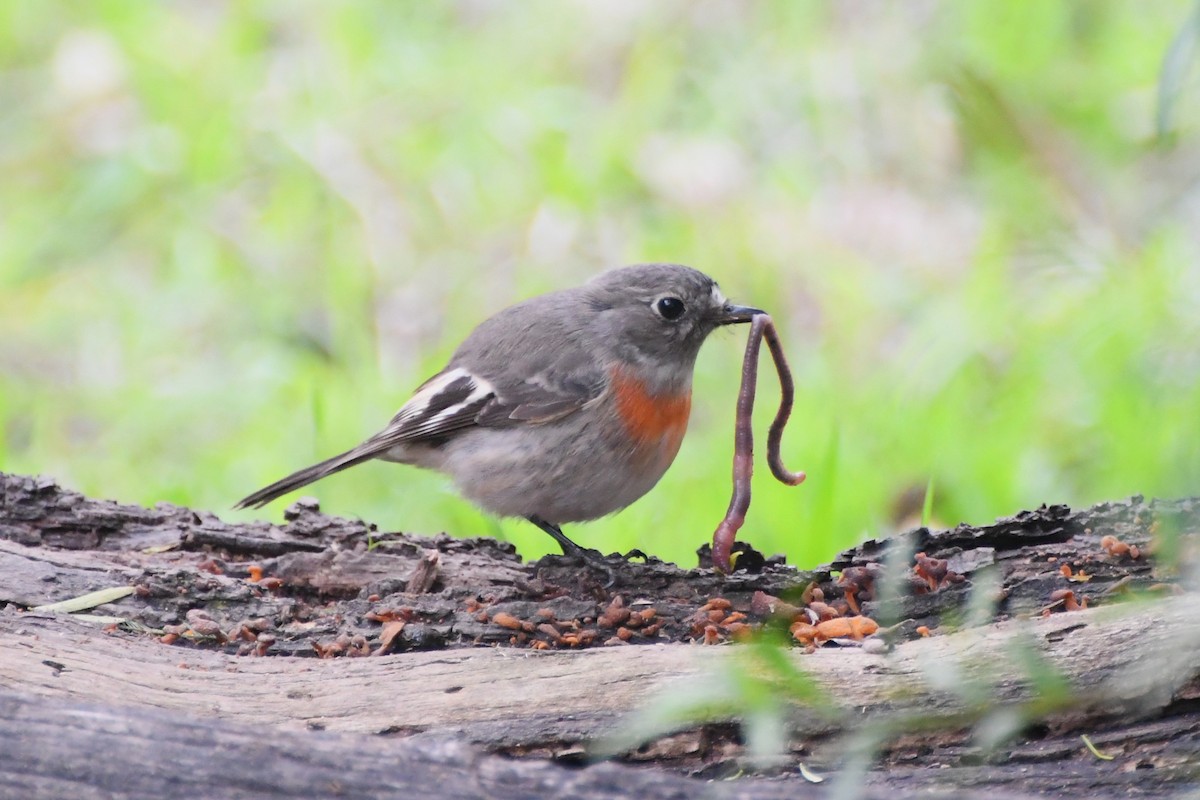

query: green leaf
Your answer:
[32,586,135,614]
[1081,733,1116,761]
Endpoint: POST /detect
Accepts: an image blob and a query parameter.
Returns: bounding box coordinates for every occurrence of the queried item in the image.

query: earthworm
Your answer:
[711,314,806,573]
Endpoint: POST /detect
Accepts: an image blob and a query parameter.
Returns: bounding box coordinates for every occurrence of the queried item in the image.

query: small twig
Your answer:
[711,314,806,573]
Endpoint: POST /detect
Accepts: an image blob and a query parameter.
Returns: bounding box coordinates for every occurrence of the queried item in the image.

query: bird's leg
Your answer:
[527,515,617,587]
[527,515,589,557]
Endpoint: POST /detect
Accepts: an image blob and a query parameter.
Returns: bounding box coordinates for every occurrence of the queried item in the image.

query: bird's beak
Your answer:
[716,303,765,325]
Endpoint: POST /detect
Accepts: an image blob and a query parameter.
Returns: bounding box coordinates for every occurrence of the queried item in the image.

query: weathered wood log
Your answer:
[1,590,1196,734]
[3,597,1198,798]
[0,689,836,800]
[2,472,1198,799]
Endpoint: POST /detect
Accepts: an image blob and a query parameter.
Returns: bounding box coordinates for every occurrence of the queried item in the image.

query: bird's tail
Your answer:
[234,445,383,510]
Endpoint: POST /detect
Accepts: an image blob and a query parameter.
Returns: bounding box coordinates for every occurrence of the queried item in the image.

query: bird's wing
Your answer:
[234,367,510,510]
[356,290,612,452]
[475,364,607,426]
[357,360,605,454]
[233,300,608,510]
[379,368,498,441]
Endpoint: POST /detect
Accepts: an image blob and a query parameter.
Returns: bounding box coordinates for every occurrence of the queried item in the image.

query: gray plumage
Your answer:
[236,263,761,549]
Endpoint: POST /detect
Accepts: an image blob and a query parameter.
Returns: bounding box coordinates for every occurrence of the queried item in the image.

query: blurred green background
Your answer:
[2,1,1199,568]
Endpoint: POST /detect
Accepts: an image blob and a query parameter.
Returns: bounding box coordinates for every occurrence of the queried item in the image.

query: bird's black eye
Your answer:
[653,296,686,320]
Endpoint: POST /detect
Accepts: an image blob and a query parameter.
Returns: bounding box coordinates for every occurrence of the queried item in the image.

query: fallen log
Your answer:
[1,472,1197,798]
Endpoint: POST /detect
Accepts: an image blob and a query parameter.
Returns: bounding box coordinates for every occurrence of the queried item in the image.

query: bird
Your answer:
[236,263,762,556]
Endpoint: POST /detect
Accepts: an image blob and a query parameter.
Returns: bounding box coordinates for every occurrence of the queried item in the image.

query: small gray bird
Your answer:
[236,263,761,554]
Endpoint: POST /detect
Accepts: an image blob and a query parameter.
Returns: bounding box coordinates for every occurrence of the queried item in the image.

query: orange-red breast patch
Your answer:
[609,366,691,467]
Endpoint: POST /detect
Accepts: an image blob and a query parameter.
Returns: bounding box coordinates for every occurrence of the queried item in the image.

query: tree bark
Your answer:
[1,472,1197,799]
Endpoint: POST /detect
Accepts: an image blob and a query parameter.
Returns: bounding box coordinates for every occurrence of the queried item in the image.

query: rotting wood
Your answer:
[2,594,1197,741]
[2,472,1199,798]
[2,597,1198,798]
